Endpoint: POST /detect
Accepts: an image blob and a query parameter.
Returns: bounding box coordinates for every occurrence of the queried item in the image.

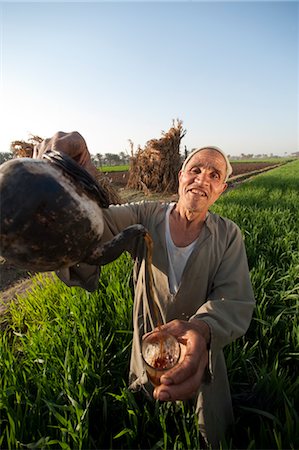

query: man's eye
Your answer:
[211,172,220,180]
[189,167,200,174]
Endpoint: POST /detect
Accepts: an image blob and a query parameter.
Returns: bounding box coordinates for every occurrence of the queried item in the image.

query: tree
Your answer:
[0,152,13,165]
[104,153,121,166]
[119,151,130,165]
[91,153,104,168]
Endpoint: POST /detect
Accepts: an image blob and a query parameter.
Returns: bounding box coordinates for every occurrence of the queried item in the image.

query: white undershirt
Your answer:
[165,203,197,294]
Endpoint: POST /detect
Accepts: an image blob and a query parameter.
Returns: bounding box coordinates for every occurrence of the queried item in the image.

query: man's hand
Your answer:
[33,131,98,178]
[152,319,210,401]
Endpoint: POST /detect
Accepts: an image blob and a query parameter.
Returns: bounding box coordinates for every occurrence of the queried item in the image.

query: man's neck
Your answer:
[173,202,207,223]
[169,204,207,247]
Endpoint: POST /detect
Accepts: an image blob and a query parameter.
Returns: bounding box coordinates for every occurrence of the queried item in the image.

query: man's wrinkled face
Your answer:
[178,149,228,214]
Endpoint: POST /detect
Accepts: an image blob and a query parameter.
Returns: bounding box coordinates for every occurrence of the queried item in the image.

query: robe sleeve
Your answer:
[189,224,255,377]
[54,203,142,291]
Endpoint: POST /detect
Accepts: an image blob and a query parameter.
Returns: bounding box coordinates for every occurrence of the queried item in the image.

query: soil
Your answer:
[0,160,279,311]
[107,161,277,188]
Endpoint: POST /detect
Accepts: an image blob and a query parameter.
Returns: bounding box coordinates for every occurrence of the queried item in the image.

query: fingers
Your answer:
[52,132,90,166]
[149,319,210,402]
[34,131,91,166]
[163,329,206,385]
[149,322,203,386]
[153,347,208,401]
[34,131,99,179]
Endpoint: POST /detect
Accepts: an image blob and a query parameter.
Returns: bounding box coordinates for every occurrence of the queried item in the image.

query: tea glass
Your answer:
[141,330,181,386]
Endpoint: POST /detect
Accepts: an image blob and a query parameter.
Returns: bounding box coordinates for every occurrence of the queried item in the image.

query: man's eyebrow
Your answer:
[189,162,223,174]
[210,166,222,175]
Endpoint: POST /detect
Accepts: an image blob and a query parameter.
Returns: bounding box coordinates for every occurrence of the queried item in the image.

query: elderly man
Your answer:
[34,132,255,447]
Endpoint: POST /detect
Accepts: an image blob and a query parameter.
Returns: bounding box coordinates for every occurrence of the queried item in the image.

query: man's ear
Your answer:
[221,182,228,194]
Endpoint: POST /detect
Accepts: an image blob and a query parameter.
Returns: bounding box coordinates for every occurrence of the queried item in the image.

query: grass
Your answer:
[99,157,296,173]
[0,257,134,449]
[212,160,299,449]
[100,165,129,173]
[229,157,295,164]
[1,160,298,449]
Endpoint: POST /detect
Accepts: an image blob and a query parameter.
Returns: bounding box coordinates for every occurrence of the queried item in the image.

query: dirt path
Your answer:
[0,277,34,316]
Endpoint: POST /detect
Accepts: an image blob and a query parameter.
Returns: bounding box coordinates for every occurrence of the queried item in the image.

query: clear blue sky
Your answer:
[1,1,298,157]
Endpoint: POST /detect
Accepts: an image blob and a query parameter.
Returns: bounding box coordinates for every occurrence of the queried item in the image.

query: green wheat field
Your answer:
[1,160,298,449]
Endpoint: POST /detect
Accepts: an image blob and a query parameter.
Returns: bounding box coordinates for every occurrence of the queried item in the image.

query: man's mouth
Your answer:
[187,187,207,197]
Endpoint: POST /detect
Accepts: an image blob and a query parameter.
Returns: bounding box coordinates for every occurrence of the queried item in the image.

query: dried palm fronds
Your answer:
[127,119,186,194]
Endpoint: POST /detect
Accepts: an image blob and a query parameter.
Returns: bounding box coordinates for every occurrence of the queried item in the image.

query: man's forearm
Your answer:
[189,319,211,347]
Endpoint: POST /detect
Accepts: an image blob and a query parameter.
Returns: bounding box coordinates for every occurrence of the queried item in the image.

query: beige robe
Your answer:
[57,201,255,447]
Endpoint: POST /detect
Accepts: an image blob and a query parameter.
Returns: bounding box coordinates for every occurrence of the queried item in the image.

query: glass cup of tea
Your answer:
[141,330,181,386]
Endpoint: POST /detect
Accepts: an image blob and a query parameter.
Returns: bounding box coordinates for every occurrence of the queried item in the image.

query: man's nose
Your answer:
[194,170,209,184]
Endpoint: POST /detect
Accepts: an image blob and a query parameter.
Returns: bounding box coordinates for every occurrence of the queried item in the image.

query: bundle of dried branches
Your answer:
[10,135,44,158]
[127,119,186,194]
